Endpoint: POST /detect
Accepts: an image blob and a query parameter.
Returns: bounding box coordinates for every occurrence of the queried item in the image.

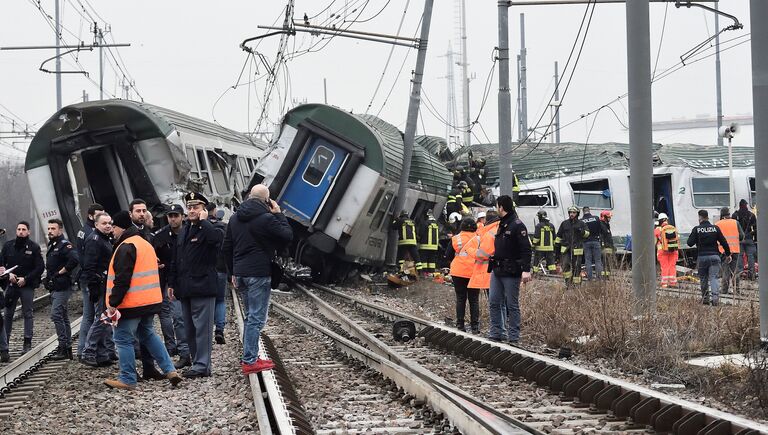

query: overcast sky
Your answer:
[0,0,756,160]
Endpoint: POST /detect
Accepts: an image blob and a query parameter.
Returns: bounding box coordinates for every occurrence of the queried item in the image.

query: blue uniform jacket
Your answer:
[81,230,113,296]
[45,236,79,291]
[168,219,224,299]
[0,238,44,289]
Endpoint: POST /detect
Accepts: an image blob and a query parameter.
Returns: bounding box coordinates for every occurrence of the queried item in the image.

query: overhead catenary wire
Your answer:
[365,0,411,114]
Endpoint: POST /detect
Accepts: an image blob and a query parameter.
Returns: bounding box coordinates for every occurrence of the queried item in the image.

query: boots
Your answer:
[21,339,32,355]
[66,347,74,360]
[0,350,9,363]
[50,346,68,360]
[215,330,226,345]
[142,363,166,381]
[174,355,192,369]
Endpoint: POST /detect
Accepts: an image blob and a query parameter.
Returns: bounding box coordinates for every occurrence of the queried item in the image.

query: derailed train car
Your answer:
[250,103,453,277]
[25,100,266,238]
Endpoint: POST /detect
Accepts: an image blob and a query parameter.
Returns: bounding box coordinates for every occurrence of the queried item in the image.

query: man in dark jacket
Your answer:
[580,207,603,280]
[488,195,532,343]
[103,211,182,390]
[76,203,104,359]
[555,206,589,286]
[168,192,224,378]
[0,221,44,359]
[80,213,117,367]
[152,204,189,367]
[733,199,757,280]
[45,218,79,360]
[222,184,293,375]
[207,202,229,345]
[687,209,731,306]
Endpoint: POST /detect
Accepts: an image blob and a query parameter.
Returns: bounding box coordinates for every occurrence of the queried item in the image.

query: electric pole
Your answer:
[626,0,656,311]
[498,1,514,196]
[459,0,471,148]
[55,0,62,110]
[715,3,723,147]
[440,44,460,149]
[519,13,528,142]
[553,61,561,143]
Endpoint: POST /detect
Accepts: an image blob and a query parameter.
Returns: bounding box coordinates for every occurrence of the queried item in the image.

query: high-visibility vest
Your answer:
[468,221,499,289]
[476,221,485,233]
[462,186,473,204]
[450,231,476,278]
[512,173,520,193]
[418,222,439,251]
[398,219,417,246]
[532,222,555,252]
[716,218,741,254]
[659,224,679,251]
[106,235,162,310]
[654,226,662,251]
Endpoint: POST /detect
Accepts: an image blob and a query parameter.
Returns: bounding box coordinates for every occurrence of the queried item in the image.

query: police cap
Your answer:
[184,192,209,207]
[167,204,185,215]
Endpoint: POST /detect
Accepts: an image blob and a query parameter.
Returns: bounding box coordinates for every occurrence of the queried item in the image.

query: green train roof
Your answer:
[25,99,262,170]
[282,104,452,194]
[455,142,756,184]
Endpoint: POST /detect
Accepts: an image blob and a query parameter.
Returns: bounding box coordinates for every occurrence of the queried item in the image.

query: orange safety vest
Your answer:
[106,235,163,310]
[716,218,741,254]
[450,231,476,278]
[468,220,500,289]
[654,226,662,251]
[659,224,679,251]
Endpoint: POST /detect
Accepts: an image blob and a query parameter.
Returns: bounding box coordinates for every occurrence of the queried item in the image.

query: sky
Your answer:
[0,0,757,162]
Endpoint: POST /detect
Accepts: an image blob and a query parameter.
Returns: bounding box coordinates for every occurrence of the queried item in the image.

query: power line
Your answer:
[365,0,411,113]
[651,1,669,79]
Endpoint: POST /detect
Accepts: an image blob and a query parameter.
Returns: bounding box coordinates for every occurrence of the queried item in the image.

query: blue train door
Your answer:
[280,137,347,222]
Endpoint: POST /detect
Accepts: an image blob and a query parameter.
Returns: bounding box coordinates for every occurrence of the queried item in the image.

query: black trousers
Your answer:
[419,249,438,272]
[533,250,556,273]
[397,245,422,271]
[453,276,479,330]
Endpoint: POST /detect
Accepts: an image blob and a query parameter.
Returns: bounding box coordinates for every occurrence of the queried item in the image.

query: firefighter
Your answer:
[655,213,680,288]
[555,206,589,286]
[531,210,556,274]
[445,192,460,218]
[459,181,473,206]
[418,210,440,274]
[512,171,520,205]
[599,211,615,278]
[392,211,423,276]
[716,207,743,294]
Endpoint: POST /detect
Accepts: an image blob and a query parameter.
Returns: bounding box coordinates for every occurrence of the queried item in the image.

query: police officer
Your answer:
[488,195,532,343]
[76,203,104,359]
[687,210,731,306]
[599,211,615,278]
[580,206,603,280]
[168,192,224,377]
[80,213,117,367]
[206,202,228,345]
[531,211,556,274]
[555,206,589,286]
[0,221,44,356]
[418,210,439,274]
[45,218,79,360]
[391,211,423,275]
[153,204,190,368]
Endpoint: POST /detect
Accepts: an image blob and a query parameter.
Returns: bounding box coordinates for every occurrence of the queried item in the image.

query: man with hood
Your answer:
[223,184,292,375]
[732,199,757,280]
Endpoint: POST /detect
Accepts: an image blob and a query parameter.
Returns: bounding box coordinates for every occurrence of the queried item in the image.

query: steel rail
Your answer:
[271,298,532,435]
[309,282,768,435]
[292,281,538,435]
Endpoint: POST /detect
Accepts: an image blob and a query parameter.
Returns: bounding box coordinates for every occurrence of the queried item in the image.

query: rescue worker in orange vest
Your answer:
[599,211,615,278]
[392,210,423,276]
[716,207,744,294]
[476,211,486,233]
[446,218,479,333]
[417,210,440,274]
[655,213,680,288]
[104,211,182,390]
[465,210,501,334]
[531,210,556,274]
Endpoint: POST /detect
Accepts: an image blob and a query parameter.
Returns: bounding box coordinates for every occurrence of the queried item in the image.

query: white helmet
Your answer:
[476,211,486,220]
[658,213,668,221]
[449,212,462,224]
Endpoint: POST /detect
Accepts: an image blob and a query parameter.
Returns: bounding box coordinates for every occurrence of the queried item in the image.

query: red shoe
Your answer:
[241,359,275,375]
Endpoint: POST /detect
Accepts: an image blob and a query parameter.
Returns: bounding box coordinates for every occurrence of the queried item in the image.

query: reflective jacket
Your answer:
[467,220,500,289]
[418,219,439,251]
[393,216,417,246]
[461,186,474,204]
[555,218,589,255]
[448,231,475,278]
[531,220,555,252]
[106,228,162,319]
[715,218,743,254]
[657,224,679,252]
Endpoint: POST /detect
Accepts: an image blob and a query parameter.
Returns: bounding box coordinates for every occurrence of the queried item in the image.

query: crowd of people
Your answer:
[0,185,293,391]
[393,194,758,343]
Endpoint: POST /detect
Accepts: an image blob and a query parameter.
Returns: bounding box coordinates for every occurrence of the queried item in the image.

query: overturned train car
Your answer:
[251,103,453,277]
[25,100,266,238]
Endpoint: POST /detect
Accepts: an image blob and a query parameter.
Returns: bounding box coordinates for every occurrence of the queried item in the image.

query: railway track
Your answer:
[0,290,83,418]
[292,281,767,435]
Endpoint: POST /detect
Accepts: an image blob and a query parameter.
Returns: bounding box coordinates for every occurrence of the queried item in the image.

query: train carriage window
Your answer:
[370,191,394,230]
[750,177,756,205]
[571,179,611,209]
[206,151,230,194]
[367,188,385,216]
[196,149,208,170]
[302,145,335,187]
[692,177,729,207]
[185,146,198,171]
[517,187,558,207]
[247,158,255,172]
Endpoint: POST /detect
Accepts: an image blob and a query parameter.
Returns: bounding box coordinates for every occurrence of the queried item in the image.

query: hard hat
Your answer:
[449,212,462,224]
[658,213,668,221]
[600,210,612,219]
[537,210,548,219]
[567,206,579,214]
[459,180,468,187]
[476,211,486,219]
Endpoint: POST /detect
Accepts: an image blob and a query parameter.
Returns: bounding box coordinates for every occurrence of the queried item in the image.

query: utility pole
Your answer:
[517,54,523,141]
[82,90,88,102]
[387,0,435,264]
[498,1,514,195]
[714,3,723,147]
[323,78,328,104]
[459,0,471,148]
[55,0,62,110]
[626,0,655,311]
[750,0,768,348]
[519,13,528,142]
[440,44,460,149]
[553,61,561,143]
